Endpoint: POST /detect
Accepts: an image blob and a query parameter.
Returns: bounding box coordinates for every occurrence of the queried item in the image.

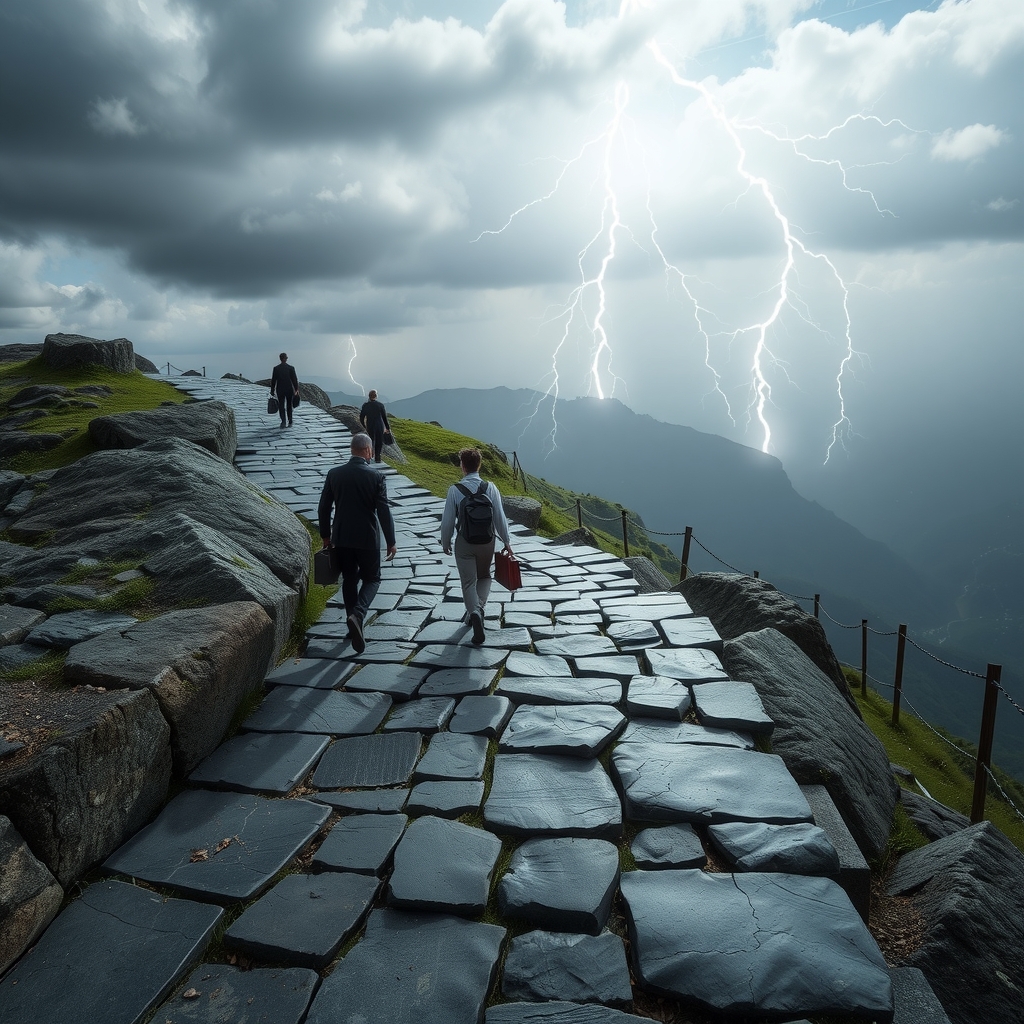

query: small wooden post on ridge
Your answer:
[970,664,1002,824]
[861,620,868,698]
[679,526,692,581]
[620,509,629,558]
[813,594,820,619]
[575,499,582,530]
[891,624,907,727]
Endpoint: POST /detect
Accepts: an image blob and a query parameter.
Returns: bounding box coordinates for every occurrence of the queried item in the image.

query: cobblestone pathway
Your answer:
[0,379,897,1024]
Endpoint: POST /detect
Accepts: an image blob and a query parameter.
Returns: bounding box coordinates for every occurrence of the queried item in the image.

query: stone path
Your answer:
[0,378,897,1024]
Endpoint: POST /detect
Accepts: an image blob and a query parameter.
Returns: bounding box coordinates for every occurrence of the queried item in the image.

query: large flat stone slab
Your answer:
[449,695,514,736]
[188,731,329,795]
[0,879,222,1024]
[312,813,408,875]
[103,790,329,903]
[488,1004,650,1023]
[265,657,356,690]
[693,679,774,736]
[406,781,485,818]
[25,609,138,650]
[388,816,502,916]
[500,704,626,758]
[312,732,422,789]
[496,675,622,706]
[498,837,619,934]
[305,909,504,1024]
[410,644,507,670]
[304,638,416,662]
[414,732,488,781]
[224,871,380,969]
[485,754,621,840]
[344,663,429,699]
[534,635,618,658]
[313,789,409,814]
[643,647,728,681]
[631,824,707,869]
[571,655,639,681]
[242,687,391,736]
[618,719,754,750]
[659,615,723,653]
[606,620,661,648]
[707,821,840,875]
[625,675,691,720]
[620,869,893,1020]
[505,652,572,677]
[612,743,813,825]
[383,696,456,733]
[418,667,498,697]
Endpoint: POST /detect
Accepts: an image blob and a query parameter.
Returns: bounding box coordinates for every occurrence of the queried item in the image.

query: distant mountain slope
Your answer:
[389,387,947,628]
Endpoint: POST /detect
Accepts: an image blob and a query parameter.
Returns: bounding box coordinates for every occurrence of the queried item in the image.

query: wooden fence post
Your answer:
[679,526,692,582]
[620,509,629,558]
[576,499,582,529]
[861,620,868,698]
[813,594,820,619]
[753,570,759,579]
[971,664,1002,824]
[891,624,907,727]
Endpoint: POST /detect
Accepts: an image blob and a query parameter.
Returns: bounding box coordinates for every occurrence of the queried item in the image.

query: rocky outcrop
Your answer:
[888,822,1024,1024]
[41,333,135,375]
[0,815,64,975]
[0,688,172,887]
[134,353,158,373]
[723,628,897,860]
[63,602,276,774]
[622,556,669,594]
[329,404,363,434]
[899,790,970,841]
[503,495,542,531]
[676,573,853,710]
[0,344,43,363]
[256,378,331,412]
[550,526,598,547]
[88,400,238,462]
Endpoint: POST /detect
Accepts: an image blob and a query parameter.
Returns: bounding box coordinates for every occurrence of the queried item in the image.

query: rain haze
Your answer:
[1,0,1021,550]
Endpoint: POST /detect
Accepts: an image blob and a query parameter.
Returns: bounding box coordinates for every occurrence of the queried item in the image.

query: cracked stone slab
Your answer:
[312,813,408,875]
[413,732,488,781]
[485,754,622,840]
[383,696,456,733]
[264,657,357,690]
[410,644,508,670]
[612,743,813,826]
[626,675,692,720]
[504,652,572,677]
[406,780,485,818]
[606,620,661,648]
[534,634,618,659]
[449,695,514,736]
[103,790,329,903]
[498,837,619,935]
[26,609,138,650]
[487,1003,650,1023]
[501,931,633,1008]
[643,647,728,682]
[415,620,471,644]
[658,616,723,654]
[0,603,46,645]
[572,655,639,681]
[224,871,380,969]
[505,611,554,628]
[0,879,222,1024]
[242,687,391,736]
[500,704,626,758]
[496,675,622,706]
[692,679,774,736]
[529,623,600,639]
[155,964,319,1024]
[388,816,503,915]
[631,824,707,869]
[620,869,893,1020]
[344,663,429,700]
[305,909,504,1024]
[418,667,498,697]
[313,789,409,814]
[618,719,754,750]
[303,638,416,662]
[707,821,840,875]
[312,732,422,789]
[188,731,329,795]
[465,626,533,650]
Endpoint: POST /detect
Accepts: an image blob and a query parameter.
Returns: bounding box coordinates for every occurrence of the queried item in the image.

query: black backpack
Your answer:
[455,481,495,545]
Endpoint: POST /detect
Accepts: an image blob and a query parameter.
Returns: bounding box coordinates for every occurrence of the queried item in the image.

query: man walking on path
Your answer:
[359,389,391,463]
[318,433,397,653]
[270,352,299,427]
[440,447,513,644]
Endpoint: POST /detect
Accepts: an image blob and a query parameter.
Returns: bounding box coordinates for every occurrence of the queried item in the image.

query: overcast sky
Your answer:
[1,0,1020,543]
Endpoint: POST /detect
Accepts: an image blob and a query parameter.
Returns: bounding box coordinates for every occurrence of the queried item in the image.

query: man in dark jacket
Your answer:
[270,353,299,427]
[318,433,397,652]
[359,389,391,462]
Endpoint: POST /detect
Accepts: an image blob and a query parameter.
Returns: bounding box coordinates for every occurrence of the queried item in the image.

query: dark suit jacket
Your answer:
[359,399,389,432]
[318,456,396,550]
[271,362,298,397]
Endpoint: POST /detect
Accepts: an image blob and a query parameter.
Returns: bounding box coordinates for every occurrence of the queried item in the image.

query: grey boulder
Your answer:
[41,332,135,374]
[88,400,238,462]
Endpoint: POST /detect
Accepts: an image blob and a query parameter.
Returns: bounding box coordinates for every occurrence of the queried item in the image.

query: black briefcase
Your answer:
[314,547,340,585]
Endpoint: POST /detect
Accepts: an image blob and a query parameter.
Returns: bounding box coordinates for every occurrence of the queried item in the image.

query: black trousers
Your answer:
[367,425,385,462]
[277,389,294,424]
[336,545,381,620]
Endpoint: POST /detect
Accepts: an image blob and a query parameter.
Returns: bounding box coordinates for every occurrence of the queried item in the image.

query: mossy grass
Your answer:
[278,515,336,662]
[0,356,186,474]
[44,576,158,619]
[0,651,66,687]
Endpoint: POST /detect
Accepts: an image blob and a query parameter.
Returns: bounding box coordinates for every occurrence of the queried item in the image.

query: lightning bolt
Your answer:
[345,335,364,396]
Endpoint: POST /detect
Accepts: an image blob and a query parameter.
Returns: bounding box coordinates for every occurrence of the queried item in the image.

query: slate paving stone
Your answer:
[692,679,774,736]
[619,869,893,1020]
[497,675,622,706]
[0,642,49,670]
[503,651,570,677]
[265,657,356,690]
[606,620,661,648]
[312,813,408,875]
[572,655,639,681]
[374,608,433,628]
[630,824,707,869]
[313,788,409,814]
[363,623,419,642]
[604,604,693,624]
[706,821,841,875]
[551,598,602,615]
[625,675,692,720]
[618,719,754,749]
[485,754,622,839]
[529,623,601,638]
[0,879,222,1024]
[659,615,723,654]
[465,626,533,650]
[224,872,380,969]
[613,743,813,825]
[304,638,416,662]
[414,732,489,781]
[534,634,618,658]
[449,695,514,736]
[406,780,485,818]
[418,667,498,697]
[411,644,508,670]
[500,704,626,758]
[383,696,456,733]
[242,687,391,736]
[643,647,728,681]
[27,609,138,651]
[501,930,633,1008]
[415,620,471,644]
[344,663,429,700]
[388,816,502,915]
[104,790,330,903]
[498,837,619,934]
[156,964,319,1024]
[504,611,554,628]
[313,732,422,789]
[188,732,329,795]
[305,909,504,1024]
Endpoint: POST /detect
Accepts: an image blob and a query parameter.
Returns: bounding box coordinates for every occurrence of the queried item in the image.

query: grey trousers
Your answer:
[454,535,494,617]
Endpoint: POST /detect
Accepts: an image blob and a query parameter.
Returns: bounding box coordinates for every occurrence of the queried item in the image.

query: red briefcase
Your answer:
[494,550,522,592]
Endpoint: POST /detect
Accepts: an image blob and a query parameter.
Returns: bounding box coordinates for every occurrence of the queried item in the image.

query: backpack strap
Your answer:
[455,483,473,499]
[476,481,488,496]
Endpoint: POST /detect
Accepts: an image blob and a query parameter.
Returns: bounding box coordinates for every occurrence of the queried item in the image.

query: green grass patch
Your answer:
[44,576,158,618]
[0,651,66,687]
[278,515,336,662]
[0,356,186,474]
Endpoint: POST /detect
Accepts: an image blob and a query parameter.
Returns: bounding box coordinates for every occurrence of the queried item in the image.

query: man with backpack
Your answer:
[440,447,513,644]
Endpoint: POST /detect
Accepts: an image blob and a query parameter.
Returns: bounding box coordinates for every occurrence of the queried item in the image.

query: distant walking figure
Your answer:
[359,389,391,463]
[318,433,397,653]
[440,447,513,644]
[270,352,299,427]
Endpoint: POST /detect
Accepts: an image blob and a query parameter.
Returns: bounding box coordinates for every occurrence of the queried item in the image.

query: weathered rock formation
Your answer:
[622,556,669,594]
[88,400,238,462]
[503,495,542,531]
[41,333,135,374]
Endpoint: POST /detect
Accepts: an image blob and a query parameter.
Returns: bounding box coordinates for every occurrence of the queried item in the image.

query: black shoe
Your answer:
[347,613,365,654]
[470,612,485,645]
[279,421,286,428]
[288,419,293,426]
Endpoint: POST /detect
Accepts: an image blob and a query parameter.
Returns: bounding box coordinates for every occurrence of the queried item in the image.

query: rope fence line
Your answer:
[984,765,1024,826]
[904,635,987,679]
[998,685,1024,719]
[897,689,978,763]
